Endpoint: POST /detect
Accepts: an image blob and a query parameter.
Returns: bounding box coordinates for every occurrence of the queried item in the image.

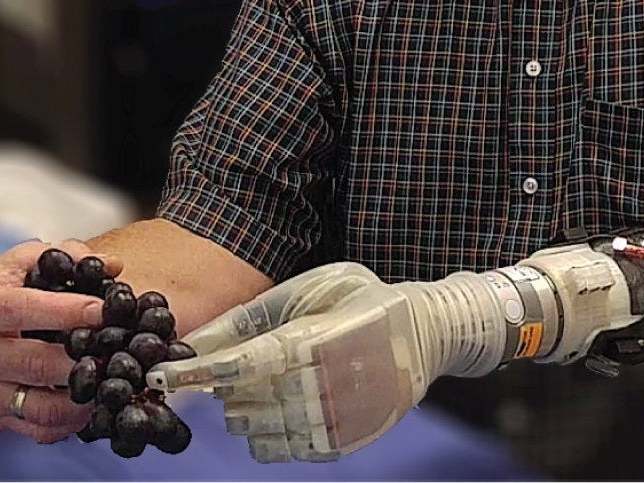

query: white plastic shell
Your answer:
[520,244,640,364]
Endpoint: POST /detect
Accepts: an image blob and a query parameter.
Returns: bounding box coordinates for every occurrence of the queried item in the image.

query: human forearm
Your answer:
[86,218,274,336]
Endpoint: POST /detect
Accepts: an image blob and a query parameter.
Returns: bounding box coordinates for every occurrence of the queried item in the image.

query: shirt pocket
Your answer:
[588,1,644,107]
[567,98,644,232]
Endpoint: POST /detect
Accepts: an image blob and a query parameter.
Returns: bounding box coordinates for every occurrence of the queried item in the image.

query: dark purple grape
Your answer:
[167,341,197,361]
[145,388,166,402]
[64,328,95,360]
[97,278,116,299]
[90,404,114,438]
[25,265,67,292]
[75,256,106,280]
[111,435,146,458]
[24,268,49,290]
[103,291,137,329]
[68,356,103,404]
[137,291,168,319]
[115,404,151,444]
[167,330,178,342]
[143,400,178,444]
[138,307,175,340]
[97,378,134,413]
[73,257,107,295]
[49,282,69,292]
[128,333,168,370]
[154,418,191,454]
[76,423,99,443]
[37,249,74,285]
[93,327,131,358]
[105,282,133,300]
[106,352,144,391]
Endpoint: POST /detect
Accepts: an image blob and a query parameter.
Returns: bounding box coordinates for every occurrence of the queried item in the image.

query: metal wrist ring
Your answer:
[9,385,29,420]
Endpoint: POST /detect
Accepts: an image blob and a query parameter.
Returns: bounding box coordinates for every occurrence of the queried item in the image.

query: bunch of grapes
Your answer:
[23,249,196,458]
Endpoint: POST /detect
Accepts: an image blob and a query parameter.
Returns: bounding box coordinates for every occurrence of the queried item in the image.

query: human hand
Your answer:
[0,239,122,443]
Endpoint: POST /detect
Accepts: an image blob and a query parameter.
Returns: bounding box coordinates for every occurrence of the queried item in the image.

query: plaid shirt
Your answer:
[158,0,644,477]
[158,0,643,284]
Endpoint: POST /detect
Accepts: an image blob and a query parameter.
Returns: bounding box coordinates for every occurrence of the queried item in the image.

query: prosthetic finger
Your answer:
[181,304,266,356]
[147,332,286,391]
[248,434,291,463]
[181,262,380,357]
[213,380,275,402]
[277,367,337,462]
[224,400,286,435]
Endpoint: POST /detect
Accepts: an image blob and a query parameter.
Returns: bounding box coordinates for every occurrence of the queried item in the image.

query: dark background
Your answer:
[0,0,241,215]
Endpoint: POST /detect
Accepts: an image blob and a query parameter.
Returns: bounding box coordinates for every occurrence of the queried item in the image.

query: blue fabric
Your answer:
[0,229,29,253]
[0,230,539,481]
[0,392,539,481]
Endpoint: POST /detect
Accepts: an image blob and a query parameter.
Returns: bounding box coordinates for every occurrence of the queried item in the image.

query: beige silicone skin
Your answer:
[147,262,508,462]
[147,245,637,463]
[147,264,421,461]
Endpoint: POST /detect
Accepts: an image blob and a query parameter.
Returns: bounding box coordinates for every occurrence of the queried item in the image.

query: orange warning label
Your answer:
[514,322,543,359]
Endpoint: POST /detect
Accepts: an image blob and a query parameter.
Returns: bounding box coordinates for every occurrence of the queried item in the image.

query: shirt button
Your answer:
[525,60,542,77]
[523,177,539,195]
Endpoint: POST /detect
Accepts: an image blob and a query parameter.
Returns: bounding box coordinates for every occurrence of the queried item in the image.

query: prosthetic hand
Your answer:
[147,232,644,463]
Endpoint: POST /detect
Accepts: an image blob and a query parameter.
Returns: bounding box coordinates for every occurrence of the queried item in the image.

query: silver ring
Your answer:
[9,385,29,420]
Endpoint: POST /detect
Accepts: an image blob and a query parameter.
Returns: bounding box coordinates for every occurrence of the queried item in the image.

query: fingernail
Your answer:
[95,253,121,267]
[104,255,122,265]
[83,302,103,326]
[91,253,112,264]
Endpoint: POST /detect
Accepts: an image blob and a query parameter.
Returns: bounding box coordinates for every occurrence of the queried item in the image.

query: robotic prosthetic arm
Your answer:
[147,233,644,463]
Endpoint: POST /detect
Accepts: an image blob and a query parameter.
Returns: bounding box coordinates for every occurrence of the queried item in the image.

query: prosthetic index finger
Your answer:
[146,333,287,392]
